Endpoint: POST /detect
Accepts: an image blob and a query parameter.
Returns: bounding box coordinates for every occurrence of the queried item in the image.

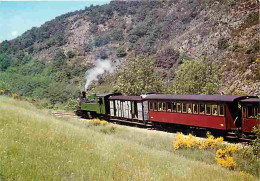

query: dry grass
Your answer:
[0,96,257,180]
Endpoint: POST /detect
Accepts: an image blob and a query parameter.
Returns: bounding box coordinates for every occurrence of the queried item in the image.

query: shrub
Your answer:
[110,30,124,41]
[156,47,180,68]
[64,99,78,111]
[114,56,164,95]
[66,50,75,58]
[116,47,127,57]
[215,147,237,169]
[89,119,108,126]
[252,124,260,158]
[218,37,229,50]
[94,35,110,47]
[245,12,259,24]
[172,58,222,94]
[173,133,223,150]
[11,93,19,99]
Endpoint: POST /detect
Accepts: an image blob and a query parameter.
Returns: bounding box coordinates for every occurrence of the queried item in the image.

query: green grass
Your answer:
[0,96,257,180]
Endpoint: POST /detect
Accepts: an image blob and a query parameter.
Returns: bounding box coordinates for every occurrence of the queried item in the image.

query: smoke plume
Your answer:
[84,59,116,90]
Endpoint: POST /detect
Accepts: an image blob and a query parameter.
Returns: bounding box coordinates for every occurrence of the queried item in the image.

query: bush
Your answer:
[94,35,110,47]
[252,124,260,158]
[0,53,11,71]
[172,58,222,94]
[110,30,124,41]
[218,37,229,50]
[156,48,180,68]
[66,50,75,58]
[114,56,164,95]
[116,48,127,57]
[89,119,108,126]
[245,12,259,24]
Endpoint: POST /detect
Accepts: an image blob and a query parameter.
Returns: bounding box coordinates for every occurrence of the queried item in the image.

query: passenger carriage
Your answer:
[144,94,257,131]
[109,95,149,124]
[240,98,260,133]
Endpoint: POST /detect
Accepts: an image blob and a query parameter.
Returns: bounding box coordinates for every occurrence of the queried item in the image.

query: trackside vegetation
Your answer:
[173,133,260,177]
[0,96,258,180]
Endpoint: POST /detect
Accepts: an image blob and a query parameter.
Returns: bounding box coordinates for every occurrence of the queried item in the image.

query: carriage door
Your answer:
[143,101,149,120]
[137,102,143,120]
[110,100,114,116]
[115,100,120,117]
[127,101,132,119]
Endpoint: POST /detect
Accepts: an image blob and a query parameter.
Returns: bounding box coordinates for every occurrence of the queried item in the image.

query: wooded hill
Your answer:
[0,0,259,105]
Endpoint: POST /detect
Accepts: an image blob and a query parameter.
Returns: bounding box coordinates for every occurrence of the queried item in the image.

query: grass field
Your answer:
[0,96,257,180]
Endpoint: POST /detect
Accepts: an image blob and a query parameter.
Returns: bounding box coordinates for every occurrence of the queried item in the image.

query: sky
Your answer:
[0,0,110,42]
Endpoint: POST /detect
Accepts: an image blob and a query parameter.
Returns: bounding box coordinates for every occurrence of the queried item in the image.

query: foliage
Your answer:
[110,29,124,41]
[66,50,75,58]
[173,133,260,177]
[215,146,237,169]
[173,132,223,150]
[94,34,110,47]
[244,12,259,24]
[156,47,180,68]
[252,124,260,158]
[114,56,164,95]
[45,82,80,105]
[0,53,11,71]
[218,37,229,50]
[89,119,108,126]
[116,47,127,58]
[172,58,222,94]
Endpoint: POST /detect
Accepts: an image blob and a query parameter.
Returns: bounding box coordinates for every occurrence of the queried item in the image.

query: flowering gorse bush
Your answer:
[12,93,19,99]
[199,134,224,150]
[90,119,108,126]
[173,133,200,149]
[215,146,238,169]
[173,132,223,150]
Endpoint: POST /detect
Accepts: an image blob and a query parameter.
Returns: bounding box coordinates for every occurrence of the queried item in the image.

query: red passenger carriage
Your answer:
[240,98,260,133]
[144,94,257,132]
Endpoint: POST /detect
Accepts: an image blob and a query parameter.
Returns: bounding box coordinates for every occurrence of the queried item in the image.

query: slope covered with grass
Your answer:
[0,97,257,180]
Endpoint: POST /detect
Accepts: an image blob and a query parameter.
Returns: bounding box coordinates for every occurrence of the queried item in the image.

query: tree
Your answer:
[114,56,164,95]
[172,58,222,94]
[0,53,11,71]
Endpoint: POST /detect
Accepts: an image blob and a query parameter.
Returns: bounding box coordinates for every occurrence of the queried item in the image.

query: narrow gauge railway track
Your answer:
[51,112,256,144]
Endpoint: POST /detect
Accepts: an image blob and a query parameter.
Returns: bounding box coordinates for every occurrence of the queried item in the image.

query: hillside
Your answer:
[0,96,258,180]
[0,0,259,101]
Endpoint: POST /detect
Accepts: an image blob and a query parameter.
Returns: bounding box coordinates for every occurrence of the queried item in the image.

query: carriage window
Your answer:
[200,104,205,114]
[212,105,218,116]
[182,103,187,113]
[158,102,162,111]
[162,102,166,111]
[242,107,246,118]
[187,103,192,114]
[193,104,198,114]
[154,102,158,111]
[149,102,153,111]
[206,104,211,115]
[248,106,254,117]
[219,105,225,116]
[167,102,172,112]
[173,102,177,112]
[177,103,181,112]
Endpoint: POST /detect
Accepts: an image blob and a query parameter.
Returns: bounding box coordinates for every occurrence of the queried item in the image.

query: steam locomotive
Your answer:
[76,92,259,139]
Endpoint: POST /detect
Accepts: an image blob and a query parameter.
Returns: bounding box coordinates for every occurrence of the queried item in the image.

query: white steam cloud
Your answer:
[84,59,116,91]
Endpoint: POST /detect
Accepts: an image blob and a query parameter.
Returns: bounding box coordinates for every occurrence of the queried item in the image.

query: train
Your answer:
[76,92,260,140]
